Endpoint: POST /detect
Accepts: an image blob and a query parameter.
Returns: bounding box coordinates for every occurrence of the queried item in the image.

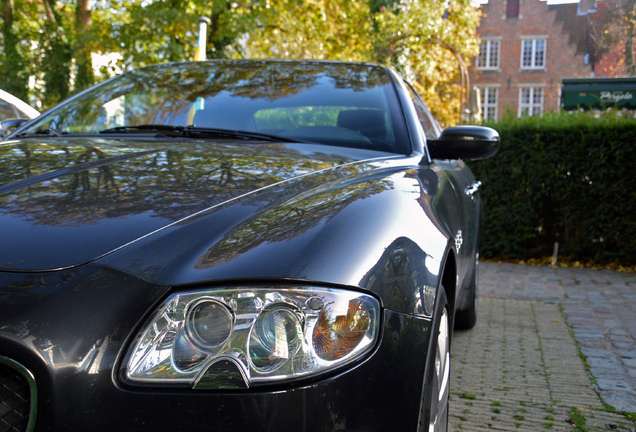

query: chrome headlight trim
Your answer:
[121,286,381,389]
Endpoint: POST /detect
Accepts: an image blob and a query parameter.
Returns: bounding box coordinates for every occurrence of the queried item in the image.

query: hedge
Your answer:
[469,111,636,267]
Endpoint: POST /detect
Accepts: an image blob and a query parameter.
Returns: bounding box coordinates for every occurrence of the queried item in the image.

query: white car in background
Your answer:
[0,89,39,136]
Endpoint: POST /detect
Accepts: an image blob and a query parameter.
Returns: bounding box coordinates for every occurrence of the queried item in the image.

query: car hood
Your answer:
[0,137,397,272]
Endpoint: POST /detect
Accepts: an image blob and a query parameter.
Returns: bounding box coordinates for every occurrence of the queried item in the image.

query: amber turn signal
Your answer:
[313,299,371,361]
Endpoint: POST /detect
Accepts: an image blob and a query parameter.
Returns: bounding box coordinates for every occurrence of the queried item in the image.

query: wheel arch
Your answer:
[439,247,457,326]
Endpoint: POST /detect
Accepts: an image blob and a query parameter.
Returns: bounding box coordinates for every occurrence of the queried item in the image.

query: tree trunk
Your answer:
[42,0,72,108]
[2,0,28,99]
[75,0,94,91]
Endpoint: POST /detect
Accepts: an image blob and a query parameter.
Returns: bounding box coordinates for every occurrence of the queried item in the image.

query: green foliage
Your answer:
[471,111,636,266]
[0,0,35,100]
[372,0,480,126]
[231,0,375,62]
[1,16,28,99]
[98,0,200,67]
[0,0,481,123]
[41,2,73,108]
[0,0,93,109]
[233,0,481,127]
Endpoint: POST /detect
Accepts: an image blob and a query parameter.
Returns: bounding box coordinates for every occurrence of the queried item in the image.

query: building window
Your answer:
[519,87,543,116]
[521,39,546,69]
[477,39,500,69]
[480,87,498,120]
[506,0,520,18]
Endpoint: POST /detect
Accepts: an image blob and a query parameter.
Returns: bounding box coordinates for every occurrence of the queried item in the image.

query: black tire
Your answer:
[454,285,477,330]
[418,289,450,432]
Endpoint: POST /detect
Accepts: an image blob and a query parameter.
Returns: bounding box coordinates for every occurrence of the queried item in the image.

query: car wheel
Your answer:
[419,289,450,432]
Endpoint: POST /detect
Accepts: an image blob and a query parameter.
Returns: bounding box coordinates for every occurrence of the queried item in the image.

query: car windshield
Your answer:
[21,60,410,153]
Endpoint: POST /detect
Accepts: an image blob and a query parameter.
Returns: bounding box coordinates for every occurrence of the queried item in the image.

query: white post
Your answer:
[194,17,212,61]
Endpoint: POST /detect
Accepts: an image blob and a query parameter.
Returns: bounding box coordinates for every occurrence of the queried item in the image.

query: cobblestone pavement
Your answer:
[450,262,636,431]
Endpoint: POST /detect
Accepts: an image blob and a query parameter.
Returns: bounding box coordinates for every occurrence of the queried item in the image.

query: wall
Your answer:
[472,0,593,118]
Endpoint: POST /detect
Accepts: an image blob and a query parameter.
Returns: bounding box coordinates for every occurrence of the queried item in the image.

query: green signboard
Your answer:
[562,77,636,110]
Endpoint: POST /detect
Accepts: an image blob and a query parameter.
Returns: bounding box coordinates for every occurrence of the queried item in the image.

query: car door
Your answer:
[404,82,481,291]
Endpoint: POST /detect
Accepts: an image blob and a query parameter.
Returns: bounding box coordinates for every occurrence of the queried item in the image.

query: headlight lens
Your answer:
[249,304,303,373]
[186,299,234,348]
[123,287,380,389]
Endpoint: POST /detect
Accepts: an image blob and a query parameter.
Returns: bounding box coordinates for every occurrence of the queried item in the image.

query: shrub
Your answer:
[470,111,636,266]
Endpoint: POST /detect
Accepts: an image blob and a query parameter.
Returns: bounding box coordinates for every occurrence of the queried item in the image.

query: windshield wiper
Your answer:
[181,126,303,143]
[14,128,67,138]
[98,125,301,143]
[99,124,183,135]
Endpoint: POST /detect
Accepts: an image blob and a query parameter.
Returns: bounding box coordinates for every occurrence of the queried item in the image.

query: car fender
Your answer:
[100,162,454,317]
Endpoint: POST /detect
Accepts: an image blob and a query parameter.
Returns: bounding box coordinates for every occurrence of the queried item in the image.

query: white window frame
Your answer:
[520,37,547,70]
[518,86,544,117]
[477,38,501,70]
[479,87,499,120]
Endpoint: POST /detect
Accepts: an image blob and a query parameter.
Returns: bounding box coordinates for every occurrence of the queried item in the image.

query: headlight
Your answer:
[122,286,380,389]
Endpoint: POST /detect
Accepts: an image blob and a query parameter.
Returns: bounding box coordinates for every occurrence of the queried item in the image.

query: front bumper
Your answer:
[0,266,433,431]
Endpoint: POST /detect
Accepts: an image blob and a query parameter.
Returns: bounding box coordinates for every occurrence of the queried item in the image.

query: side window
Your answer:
[405,82,442,140]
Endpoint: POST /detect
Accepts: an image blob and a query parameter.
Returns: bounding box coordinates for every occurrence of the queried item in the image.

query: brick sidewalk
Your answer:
[449,262,636,431]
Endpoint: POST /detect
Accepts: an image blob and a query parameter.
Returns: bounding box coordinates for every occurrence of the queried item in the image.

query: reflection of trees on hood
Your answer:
[0,141,353,227]
[360,237,436,316]
[0,270,75,306]
[194,176,393,268]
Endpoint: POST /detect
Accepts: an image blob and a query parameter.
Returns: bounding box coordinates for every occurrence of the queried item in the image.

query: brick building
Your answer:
[471,0,595,119]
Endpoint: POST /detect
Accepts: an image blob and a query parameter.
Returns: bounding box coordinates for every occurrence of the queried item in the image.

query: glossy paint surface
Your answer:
[0,60,487,431]
[0,139,412,271]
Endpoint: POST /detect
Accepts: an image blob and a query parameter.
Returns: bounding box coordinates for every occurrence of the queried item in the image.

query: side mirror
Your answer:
[427,125,500,161]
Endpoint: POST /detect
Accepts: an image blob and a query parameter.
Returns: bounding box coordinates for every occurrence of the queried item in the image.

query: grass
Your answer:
[603,404,636,424]
[569,407,587,432]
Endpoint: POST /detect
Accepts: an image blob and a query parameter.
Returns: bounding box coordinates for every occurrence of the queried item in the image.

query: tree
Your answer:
[41,0,73,107]
[75,0,94,91]
[589,0,636,76]
[0,0,481,122]
[1,0,99,108]
[229,0,374,62]
[93,0,241,69]
[1,0,29,99]
[231,0,481,126]
[371,0,480,126]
